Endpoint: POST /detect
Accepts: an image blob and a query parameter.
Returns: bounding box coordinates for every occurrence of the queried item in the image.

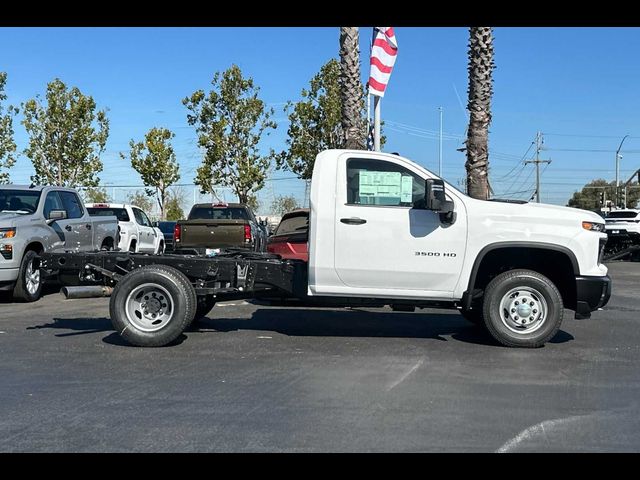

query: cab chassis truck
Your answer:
[39,150,612,348]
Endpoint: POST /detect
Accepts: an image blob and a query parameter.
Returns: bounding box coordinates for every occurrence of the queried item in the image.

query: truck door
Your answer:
[43,191,83,252]
[58,191,93,251]
[132,208,155,252]
[333,155,467,295]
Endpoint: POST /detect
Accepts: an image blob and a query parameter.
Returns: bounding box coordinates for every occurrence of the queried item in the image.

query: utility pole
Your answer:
[525,131,552,203]
[615,134,630,207]
[438,106,443,177]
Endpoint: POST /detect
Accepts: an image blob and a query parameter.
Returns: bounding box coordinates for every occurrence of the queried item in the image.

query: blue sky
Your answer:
[2,27,640,212]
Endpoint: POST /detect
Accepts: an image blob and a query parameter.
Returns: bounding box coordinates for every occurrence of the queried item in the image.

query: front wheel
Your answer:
[13,250,43,302]
[109,265,197,347]
[482,269,564,348]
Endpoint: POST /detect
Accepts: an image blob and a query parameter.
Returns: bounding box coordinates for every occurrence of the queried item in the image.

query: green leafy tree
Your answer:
[0,72,18,184]
[277,59,377,180]
[121,127,180,220]
[567,179,640,210]
[270,195,300,217]
[83,187,111,204]
[165,188,186,221]
[183,64,277,203]
[127,191,155,214]
[21,78,109,187]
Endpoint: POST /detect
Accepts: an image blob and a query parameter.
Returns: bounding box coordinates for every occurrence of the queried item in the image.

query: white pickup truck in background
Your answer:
[44,149,612,348]
[85,203,165,254]
[0,185,118,301]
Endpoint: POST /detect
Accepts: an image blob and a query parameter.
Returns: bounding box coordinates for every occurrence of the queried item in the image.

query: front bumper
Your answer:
[0,267,19,284]
[574,275,612,319]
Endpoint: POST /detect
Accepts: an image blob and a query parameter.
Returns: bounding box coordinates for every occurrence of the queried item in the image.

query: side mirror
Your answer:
[46,209,67,225]
[425,179,455,223]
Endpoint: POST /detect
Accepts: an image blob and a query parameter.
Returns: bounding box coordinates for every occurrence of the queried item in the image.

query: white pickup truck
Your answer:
[85,203,165,254]
[42,149,611,348]
[0,185,118,301]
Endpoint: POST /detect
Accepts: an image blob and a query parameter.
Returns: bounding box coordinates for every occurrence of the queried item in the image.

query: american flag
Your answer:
[368,27,398,97]
[366,124,375,150]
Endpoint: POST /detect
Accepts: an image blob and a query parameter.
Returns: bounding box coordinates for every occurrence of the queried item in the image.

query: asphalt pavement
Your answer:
[0,262,638,452]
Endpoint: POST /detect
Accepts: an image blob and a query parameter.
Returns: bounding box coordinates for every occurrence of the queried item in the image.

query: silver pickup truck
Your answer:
[0,185,119,301]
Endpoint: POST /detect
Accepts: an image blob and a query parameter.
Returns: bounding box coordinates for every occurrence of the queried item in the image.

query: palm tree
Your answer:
[465,27,494,200]
[339,27,365,150]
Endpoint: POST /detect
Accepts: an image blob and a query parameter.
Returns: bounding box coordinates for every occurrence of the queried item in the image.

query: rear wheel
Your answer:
[13,250,43,302]
[109,265,197,346]
[482,269,563,348]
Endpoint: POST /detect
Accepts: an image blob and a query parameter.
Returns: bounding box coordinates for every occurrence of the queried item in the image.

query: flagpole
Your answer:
[374,95,381,152]
[367,93,371,135]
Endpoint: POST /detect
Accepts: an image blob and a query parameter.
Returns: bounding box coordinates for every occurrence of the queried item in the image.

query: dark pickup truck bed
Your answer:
[175,203,265,253]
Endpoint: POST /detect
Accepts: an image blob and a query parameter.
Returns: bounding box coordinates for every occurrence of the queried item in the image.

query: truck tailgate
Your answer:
[180,219,247,248]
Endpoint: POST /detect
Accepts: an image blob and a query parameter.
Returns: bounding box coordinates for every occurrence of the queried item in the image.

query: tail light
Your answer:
[244,224,251,244]
[174,224,182,243]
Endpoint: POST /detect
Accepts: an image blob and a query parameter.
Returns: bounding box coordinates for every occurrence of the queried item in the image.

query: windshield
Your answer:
[606,211,639,219]
[87,207,130,222]
[0,190,41,214]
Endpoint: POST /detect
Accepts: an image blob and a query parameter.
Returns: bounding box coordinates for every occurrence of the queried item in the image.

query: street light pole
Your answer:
[438,106,443,177]
[615,134,630,206]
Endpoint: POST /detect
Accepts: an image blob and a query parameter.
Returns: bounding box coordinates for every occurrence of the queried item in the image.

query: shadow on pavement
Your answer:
[195,308,574,347]
[101,332,187,347]
[0,284,60,304]
[25,308,574,348]
[27,317,113,337]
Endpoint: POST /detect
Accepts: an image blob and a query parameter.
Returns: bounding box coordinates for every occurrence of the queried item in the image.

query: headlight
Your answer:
[582,221,605,232]
[0,228,16,239]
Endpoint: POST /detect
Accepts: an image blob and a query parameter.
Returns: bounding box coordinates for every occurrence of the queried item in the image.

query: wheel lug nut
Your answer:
[530,301,534,306]
[521,319,526,325]
[514,316,519,320]
[529,316,534,321]
[515,301,519,305]
[511,308,516,313]
[533,309,537,314]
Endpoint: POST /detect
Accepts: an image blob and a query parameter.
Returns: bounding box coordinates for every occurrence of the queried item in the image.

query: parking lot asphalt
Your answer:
[0,262,639,452]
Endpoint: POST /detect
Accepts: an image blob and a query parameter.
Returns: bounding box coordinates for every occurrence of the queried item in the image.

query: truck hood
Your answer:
[469,198,604,227]
[0,211,28,225]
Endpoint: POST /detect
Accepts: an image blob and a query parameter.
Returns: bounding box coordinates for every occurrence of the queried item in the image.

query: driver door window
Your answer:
[346,158,425,208]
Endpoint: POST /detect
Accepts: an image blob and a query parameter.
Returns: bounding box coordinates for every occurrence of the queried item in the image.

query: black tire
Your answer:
[482,269,564,348]
[109,265,197,347]
[13,250,44,302]
[460,307,484,326]
[193,295,216,322]
[157,241,165,255]
[101,238,115,251]
[128,240,137,253]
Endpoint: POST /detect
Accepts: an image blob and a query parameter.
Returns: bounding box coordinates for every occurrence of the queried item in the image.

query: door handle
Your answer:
[65,225,72,232]
[86,224,92,230]
[340,217,367,225]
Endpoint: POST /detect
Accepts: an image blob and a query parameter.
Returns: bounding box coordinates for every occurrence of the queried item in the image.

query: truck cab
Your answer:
[308,150,610,326]
[86,203,164,254]
[0,185,118,301]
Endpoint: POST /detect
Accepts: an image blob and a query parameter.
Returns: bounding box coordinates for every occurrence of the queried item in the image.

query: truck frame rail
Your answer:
[40,250,306,301]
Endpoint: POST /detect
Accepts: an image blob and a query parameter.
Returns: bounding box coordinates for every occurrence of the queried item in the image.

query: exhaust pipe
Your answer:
[61,286,113,299]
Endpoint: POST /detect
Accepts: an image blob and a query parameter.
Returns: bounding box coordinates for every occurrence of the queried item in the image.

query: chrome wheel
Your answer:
[125,283,175,332]
[498,286,547,335]
[25,259,41,295]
